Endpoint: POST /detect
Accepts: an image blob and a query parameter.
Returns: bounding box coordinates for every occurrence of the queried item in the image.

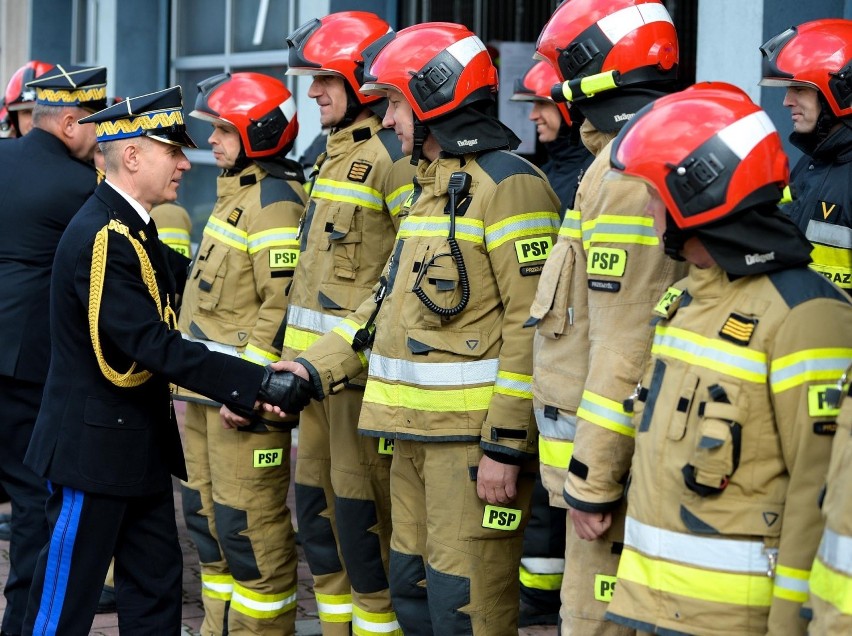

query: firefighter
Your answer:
[510,60,593,219]
[760,19,852,291]
[810,366,852,634]
[4,60,53,137]
[260,21,561,635]
[277,12,414,636]
[530,1,683,633]
[174,72,306,635]
[604,81,852,635]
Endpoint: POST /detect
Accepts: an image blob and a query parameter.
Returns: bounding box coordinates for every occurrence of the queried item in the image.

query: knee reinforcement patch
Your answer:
[295,483,342,576]
[181,485,222,564]
[335,496,388,594]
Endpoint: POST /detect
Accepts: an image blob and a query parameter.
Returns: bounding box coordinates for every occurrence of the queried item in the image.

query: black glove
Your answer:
[257,367,315,413]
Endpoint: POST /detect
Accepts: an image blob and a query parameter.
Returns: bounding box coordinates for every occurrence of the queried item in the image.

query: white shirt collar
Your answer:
[104,179,151,224]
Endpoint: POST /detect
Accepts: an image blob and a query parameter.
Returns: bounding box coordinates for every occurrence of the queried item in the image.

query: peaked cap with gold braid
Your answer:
[26,64,107,111]
[79,85,197,148]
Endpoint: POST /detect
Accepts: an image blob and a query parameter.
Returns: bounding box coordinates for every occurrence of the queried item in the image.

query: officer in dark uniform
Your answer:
[0,63,106,636]
[20,86,312,636]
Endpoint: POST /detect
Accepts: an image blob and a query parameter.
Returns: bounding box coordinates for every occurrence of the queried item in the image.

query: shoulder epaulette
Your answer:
[260,176,304,209]
[376,126,406,163]
[769,267,851,309]
[476,150,541,185]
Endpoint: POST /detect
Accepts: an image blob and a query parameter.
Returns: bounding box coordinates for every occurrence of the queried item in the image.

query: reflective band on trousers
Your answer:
[618,517,773,606]
[352,605,403,635]
[770,348,852,394]
[316,592,353,623]
[201,573,234,601]
[653,325,768,383]
[231,582,297,619]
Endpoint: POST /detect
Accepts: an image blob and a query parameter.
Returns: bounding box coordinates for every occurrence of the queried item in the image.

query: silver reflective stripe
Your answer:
[807,219,852,249]
[534,407,577,440]
[770,355,849,387]
[182,333,239,357]
[287,305,343,336]
[625,517,771,574]
[352,613,402,634]
[773,572,809,594]
[232,588,297,613]
[316,600,352,615]
[368,354,498,386]
[818,527,852,576]
[521,557,566,574]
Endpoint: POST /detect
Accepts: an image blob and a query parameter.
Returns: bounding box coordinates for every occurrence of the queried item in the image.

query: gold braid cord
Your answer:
[89,219,178,387]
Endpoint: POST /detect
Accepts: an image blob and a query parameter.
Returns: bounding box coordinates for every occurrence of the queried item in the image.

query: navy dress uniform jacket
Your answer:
[0,128,97,384]
[25,182,266,497]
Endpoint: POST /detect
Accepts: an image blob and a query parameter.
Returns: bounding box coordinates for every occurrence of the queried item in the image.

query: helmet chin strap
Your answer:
[814,92,840,142]
[338,83,367,129]
[411,118,429,165]
[662,211,688,261]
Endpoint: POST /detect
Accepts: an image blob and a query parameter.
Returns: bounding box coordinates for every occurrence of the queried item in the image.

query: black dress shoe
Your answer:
[0,522,10,542]
[96,585,116,614]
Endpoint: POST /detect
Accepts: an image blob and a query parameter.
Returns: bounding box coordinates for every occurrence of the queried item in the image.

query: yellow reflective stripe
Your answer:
[494,370,532,399]
[519,565,563,591]
[352,605,403,635]
[772,565,810,603]
[313,178,383,210]
[205,216,249,250]
[653,325,768,383]
[246,226,299,254]
[201,573,233,601]
[242,343,279,365]
[617,548,773,607]
[588,214,659,247]
[485,211,559,251]
[230,582,297,619]
[157,227,190,243]
[779,185,793,205]
[282,326,322,353]
[577,390,635,438]
[397,215,485,244]
[386,183,414,217]
[811,556,852,614]
[332,317,366,346]
[364,379,493,412]
[770,348,852,393]
[539,436,573,469]
[316,592,353,623]
[811,243,852,267]
[559,209,582,240]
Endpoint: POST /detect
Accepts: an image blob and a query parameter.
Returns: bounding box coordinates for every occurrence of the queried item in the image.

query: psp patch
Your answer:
[718,313,757,346]
[515,237,553,263]
[378,437,394,455]
[269,248,299,269]
[653,286,683,318]
[347,161,372,183]
[594,574,618,602]
[482,505,522,531]
[587,247,626,277]
[253,448,284,468]
[808,384,841,418]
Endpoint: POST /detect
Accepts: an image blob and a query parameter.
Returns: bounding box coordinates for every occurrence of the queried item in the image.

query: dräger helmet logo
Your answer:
[745,251,775,265]
[457,138,478,147]
[614,113,634,122]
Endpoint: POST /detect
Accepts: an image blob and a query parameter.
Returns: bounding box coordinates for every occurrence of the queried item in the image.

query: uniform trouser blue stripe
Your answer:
[33,486,84,635]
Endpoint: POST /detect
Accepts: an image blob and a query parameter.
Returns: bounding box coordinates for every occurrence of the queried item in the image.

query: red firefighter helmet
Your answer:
[610,82,788,229]
[760,19,852,119]
[286,11,391,106]
[190,72,298,158]
[511,60,572,125]
[535,0,677,102]
[0,103,14,138]
[360,22,498,122]
[5,60,53,111]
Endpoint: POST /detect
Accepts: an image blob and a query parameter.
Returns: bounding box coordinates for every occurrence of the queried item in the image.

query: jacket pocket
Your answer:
[79,396,149,486]
[194,245,229,312]
[328,204,362,281]
[529,240,574,339]
[682,383,745,497]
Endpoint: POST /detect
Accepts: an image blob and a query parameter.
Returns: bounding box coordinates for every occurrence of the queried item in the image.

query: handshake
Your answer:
[256,361,316,414]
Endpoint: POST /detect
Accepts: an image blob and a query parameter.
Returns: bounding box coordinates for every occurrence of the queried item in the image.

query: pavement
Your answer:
[0,402,557,635]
